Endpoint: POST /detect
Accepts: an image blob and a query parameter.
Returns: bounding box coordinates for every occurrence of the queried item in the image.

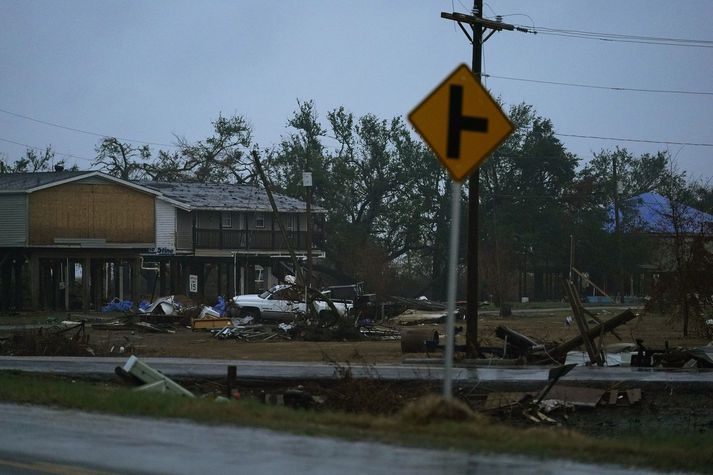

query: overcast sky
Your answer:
[1,1,711,180]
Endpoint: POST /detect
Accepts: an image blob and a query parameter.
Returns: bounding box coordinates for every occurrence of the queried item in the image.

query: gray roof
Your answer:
[140,181,325,213]
[0,171,89,191]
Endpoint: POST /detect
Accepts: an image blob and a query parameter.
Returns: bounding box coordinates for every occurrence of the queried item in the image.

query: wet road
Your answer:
[1,356,711,383]
[0,403,662,475]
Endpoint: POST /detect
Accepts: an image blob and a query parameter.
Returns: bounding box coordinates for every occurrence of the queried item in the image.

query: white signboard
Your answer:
[189,274,198,293]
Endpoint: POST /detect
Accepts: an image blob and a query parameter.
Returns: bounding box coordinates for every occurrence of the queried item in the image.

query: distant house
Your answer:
[608,192,713,296]
[613,192,713,235]
[0,171,325,311]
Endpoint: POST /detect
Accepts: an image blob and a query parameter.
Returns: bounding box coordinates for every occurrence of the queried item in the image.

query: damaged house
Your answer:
[0,171,325,311]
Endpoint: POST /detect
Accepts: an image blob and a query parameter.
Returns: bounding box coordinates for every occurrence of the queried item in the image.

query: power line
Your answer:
[0,137,94,162]
[0,107,177,148]
[483,73,713,96]
[516,24,713,48]
[555,133,713,148]
[529,25,713,44]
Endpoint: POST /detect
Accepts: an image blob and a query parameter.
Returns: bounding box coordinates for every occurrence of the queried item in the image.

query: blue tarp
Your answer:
[212,296,226,317]
[101,298,133,313]
[608,192,713,234]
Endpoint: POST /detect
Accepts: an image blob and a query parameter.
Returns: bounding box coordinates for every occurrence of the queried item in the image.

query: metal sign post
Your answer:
[409,64,514,398]
[442,181,462,397]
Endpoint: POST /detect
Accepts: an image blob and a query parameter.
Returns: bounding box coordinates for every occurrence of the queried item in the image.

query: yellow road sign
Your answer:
[409,64,514,182]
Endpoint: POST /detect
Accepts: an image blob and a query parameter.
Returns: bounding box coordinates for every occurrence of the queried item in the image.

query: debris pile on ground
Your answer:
[0,321,97,356]
[138,295,183,316]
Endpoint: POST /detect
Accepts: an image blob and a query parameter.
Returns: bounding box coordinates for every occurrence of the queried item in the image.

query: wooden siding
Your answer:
[176,209,193,249]
[0,194,27,246]
[28,183,155,245]
[155,199,176,249]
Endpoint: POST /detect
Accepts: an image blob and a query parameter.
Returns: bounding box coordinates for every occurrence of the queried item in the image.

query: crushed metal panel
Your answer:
[121,355,194,398]
[544,386,605,408]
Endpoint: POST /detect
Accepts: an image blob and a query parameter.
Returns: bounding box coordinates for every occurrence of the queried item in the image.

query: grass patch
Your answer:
[0,371,711,473]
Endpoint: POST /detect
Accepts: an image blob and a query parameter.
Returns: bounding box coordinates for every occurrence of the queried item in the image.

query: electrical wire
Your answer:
[0,107,177,148]
[0,136,94,162]
[516,24,713,48]
[483,73,713,96]
[555,133,713,148]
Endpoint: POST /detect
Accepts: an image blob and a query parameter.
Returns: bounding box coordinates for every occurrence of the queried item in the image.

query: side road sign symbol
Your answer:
[409,64,514,182]
[448,84,488,158]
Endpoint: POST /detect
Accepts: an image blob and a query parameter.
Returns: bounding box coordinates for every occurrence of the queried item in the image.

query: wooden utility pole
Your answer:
[251,150,304,285]
[441,4,517,357]
[613,153,623,302]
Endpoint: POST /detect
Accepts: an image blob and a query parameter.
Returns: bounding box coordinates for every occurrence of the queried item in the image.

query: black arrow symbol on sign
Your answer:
[447,85,488,159]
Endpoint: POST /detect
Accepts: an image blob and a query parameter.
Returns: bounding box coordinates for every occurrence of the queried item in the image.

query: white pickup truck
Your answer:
[232,284,352,322]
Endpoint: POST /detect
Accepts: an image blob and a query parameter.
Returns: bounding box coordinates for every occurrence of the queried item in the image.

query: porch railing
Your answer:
[194,229,323,250]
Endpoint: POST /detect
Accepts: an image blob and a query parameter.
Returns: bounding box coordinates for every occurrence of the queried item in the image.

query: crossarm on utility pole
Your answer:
[440,12,515,31]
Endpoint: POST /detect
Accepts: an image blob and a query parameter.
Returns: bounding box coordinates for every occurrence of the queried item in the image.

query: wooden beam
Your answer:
[565,279,602,366]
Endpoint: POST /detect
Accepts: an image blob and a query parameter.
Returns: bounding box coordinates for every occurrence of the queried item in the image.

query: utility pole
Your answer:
[304,170,313,288]
[441,3,519,357]
[613,154,622,302]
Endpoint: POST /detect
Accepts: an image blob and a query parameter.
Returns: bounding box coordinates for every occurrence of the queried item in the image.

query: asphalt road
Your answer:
[0,403,662,475]
[1,356,711,384]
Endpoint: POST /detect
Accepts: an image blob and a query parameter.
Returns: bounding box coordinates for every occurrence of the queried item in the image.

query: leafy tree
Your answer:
[93,138,150,180]
[577,148,682,297]
[0,146,70,174]
[142,149,193,182]
[268,101,456,297]
[268,100,328,197]
[173,114,253,183]
[478,103,578,302]
[645,162,713,337]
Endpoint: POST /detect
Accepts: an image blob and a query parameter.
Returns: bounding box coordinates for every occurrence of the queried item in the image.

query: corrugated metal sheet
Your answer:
[176,209,193,250]
[0,194,27,246]
[155,199,176,250]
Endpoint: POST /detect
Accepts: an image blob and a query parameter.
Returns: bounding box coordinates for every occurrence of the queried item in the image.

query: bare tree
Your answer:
[93,138,150,180]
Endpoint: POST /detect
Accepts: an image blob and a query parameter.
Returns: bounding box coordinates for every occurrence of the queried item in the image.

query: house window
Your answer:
[286,214,295,230]
[255,212,265,229]
[221,212,232,228]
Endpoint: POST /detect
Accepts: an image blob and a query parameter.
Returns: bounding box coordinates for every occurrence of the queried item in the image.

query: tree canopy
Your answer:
[20,99,704,303]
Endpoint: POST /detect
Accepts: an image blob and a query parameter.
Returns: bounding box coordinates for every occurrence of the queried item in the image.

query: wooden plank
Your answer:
[564,279,602,366]
[191,318,233,330]
[571,267,614,301]
[29,183,155,245]
[544,309,637,362]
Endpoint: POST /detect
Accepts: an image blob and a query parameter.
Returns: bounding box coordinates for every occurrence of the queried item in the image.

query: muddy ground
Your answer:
[74,308,713,361]
[2,307,712,439]
[1,306,710,361]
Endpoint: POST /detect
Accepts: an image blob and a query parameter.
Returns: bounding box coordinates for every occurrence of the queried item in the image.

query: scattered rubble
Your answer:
[0,321,96,356]
[115,355,195,398]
